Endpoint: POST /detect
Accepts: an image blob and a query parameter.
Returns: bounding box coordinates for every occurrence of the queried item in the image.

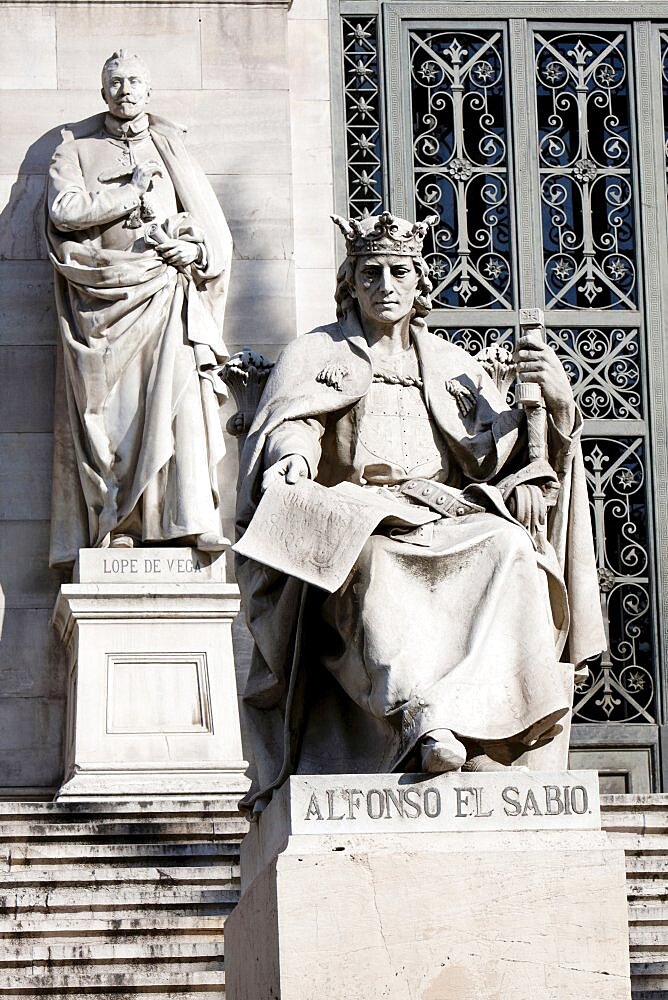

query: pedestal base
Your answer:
[56,764,249,800]
[52,548,249,802]
[225,772,631,1000]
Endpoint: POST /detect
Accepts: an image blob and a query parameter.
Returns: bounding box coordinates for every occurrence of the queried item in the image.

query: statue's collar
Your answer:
[103,113,150,141]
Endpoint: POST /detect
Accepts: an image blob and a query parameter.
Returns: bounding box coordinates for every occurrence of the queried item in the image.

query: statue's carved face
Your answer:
[352,254,419,328]
[101,58,151,120]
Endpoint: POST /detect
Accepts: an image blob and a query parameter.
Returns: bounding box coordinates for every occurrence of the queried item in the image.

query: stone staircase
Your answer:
[0,793,662,996]
[0,797,247,997]
[602,793,668,1000]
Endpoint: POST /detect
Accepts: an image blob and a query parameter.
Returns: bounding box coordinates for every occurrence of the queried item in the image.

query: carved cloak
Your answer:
[47,114,232,566]
[235,315,606,812]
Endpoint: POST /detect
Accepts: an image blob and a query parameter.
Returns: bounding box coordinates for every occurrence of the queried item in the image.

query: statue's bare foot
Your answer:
[421,729,466,772]
[462,754,510,772]
[110,534,135,548]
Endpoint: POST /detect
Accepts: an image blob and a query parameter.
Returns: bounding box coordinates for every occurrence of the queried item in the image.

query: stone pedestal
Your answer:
[225,771,631,1000]
[52,548,249,801]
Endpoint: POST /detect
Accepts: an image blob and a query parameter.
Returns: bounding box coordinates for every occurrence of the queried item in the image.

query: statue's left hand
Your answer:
[155,239,200,269]
[514,335,575,435]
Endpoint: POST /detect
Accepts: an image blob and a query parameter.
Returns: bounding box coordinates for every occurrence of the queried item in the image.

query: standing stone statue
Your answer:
[47,51,232,566]
[234,211,606,814]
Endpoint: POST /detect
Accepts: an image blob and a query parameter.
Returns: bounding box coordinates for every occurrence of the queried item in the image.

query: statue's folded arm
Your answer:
[48,143,141,232]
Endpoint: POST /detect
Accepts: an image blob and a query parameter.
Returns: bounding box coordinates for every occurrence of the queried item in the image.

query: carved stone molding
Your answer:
[11,0,291,6]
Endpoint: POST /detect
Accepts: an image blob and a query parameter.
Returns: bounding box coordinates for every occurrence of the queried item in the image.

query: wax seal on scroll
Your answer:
[316,362,350,392]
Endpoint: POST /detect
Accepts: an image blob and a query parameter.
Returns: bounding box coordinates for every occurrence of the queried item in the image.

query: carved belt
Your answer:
[400,479,485,517]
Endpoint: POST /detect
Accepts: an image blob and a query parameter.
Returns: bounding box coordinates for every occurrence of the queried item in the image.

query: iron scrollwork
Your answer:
[574,437,655,723]
[342,17,384,219]
[432,326,514,354]
[409,30,513,309]
[434,328,655,723]
[661,32,668,199]
[547,327,642,420]
[548,329,653,721]
[339,15,659,731]
[535,30,638,310]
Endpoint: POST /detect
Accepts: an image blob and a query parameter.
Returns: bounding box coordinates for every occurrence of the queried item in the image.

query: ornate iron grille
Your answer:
[575,436,655,722]
[432,327,513,354]
[662,31,668,194]
[341,17,384,218]
[409,29,514,309]
[339,11,665,752]
[434,327,656,723]
[547,327,656,722]
[547,327,642,420]
[534,30,638,310]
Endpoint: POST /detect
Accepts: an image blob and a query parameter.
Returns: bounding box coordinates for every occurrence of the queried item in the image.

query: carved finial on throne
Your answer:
[475,344,516,399]
[221,350,274,441]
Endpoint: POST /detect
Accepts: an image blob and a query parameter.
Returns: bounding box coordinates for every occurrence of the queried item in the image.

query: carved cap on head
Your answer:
[331,211,438,258]
[101,50,152,87]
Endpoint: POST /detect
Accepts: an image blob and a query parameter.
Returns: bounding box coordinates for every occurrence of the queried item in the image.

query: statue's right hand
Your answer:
[131,160,163,194]
[508,483,547,538]
[261,455,309,493]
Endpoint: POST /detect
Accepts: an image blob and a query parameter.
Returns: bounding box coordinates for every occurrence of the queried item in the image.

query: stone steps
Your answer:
[0,864,238,885]
[0,914,227,936]
[0,970,227,993]
[0,822,242,839]
[0,938,224,965]
[0,792,660,996]
[4,841,234,861]
[0,994,222,1000]
[0,798,244,995]
[602,793,668,1000]
[0,886,239,913]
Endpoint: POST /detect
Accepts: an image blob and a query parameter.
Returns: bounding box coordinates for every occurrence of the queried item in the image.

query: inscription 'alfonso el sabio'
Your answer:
[303,782,591,823]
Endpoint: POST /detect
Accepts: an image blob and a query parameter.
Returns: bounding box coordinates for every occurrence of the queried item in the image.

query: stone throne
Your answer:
[221,310,582,773]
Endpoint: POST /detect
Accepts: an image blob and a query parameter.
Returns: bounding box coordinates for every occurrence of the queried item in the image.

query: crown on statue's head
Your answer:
[331,211,438,258]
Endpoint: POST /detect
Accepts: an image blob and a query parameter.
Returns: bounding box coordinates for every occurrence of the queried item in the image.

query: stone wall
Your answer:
[0,0,336,791]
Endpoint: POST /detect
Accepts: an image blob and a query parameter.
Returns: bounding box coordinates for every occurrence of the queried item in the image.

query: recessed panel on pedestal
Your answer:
[106,652,212,734]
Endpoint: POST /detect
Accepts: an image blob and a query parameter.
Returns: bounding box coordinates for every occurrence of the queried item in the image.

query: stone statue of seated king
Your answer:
[233,211,605,816]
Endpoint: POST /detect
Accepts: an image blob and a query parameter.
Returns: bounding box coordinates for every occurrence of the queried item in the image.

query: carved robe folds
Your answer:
[47,113,232,566]
[235,316,606,812]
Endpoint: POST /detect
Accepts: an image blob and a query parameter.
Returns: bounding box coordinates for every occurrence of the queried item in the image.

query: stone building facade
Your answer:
[0,1,666,995]
[2,0,667,796]
[0,0,336,792]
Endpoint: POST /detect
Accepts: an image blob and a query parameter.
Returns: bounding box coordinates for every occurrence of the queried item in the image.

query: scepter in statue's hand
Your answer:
[516,307,548,463]
[514,306,577,445]
[514,307,577,525]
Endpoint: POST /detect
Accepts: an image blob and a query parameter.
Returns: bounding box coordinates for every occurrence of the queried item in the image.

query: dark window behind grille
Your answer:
[535,31,638,311]
[342,18,384,218]
[409,29,514,310]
